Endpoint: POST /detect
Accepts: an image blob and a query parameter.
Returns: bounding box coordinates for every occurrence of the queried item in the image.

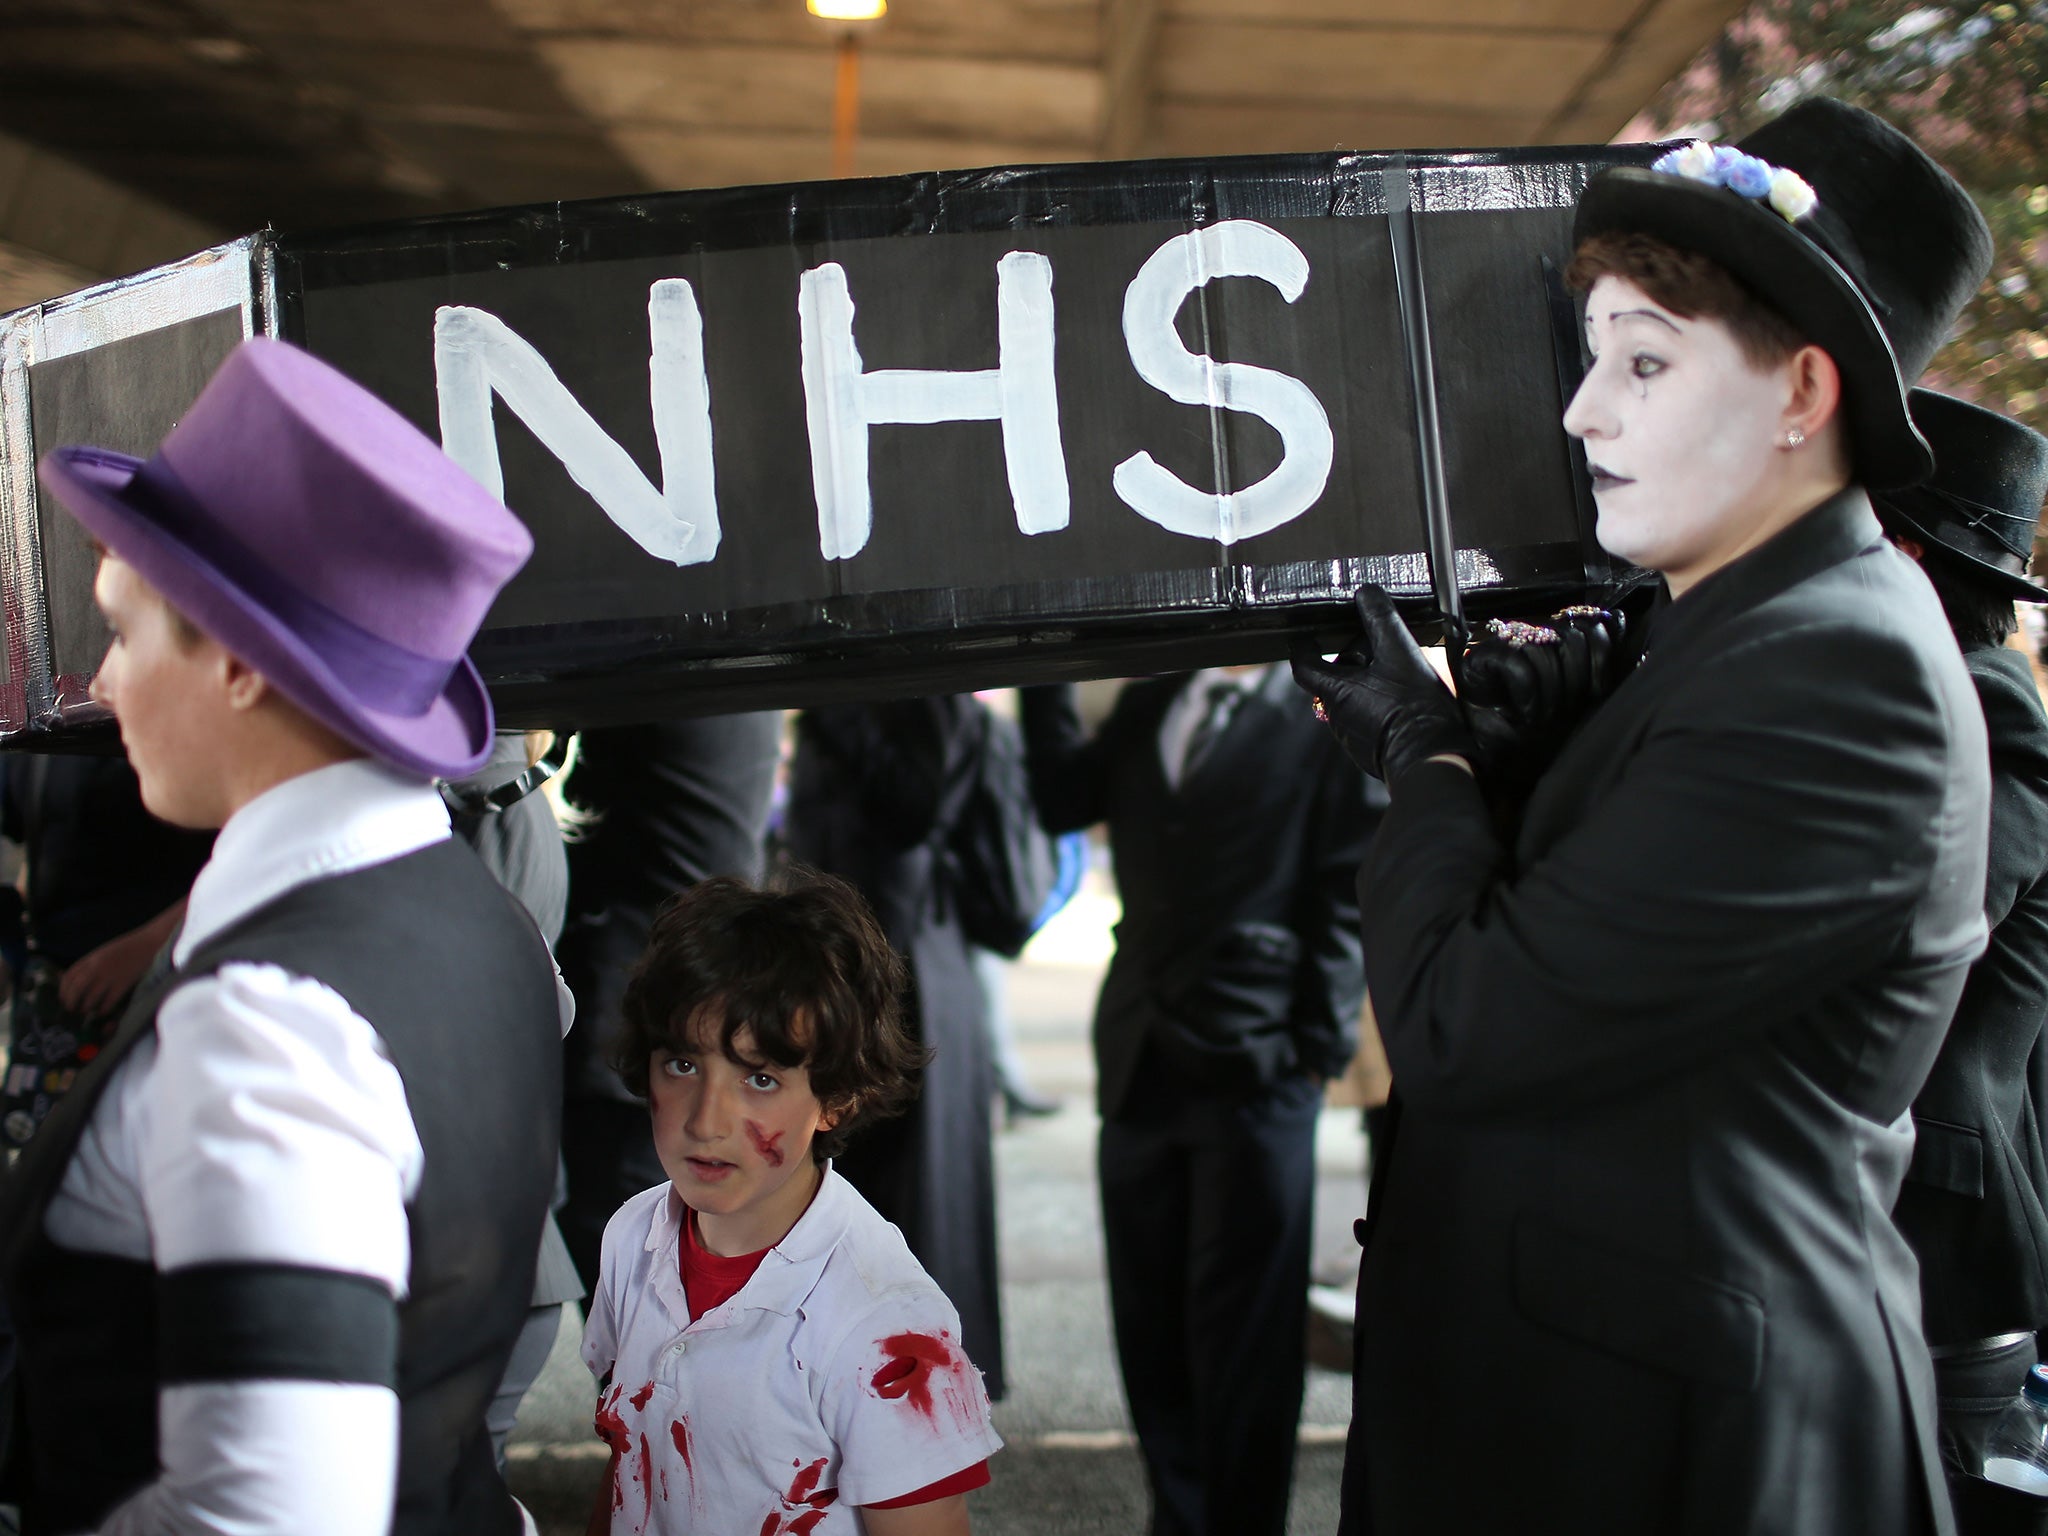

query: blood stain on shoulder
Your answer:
[869,1330,978,1430]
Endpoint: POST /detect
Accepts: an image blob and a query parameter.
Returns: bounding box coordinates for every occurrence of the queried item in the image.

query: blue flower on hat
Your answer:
[1650,139,1817,225]
[1725,154,1775,199]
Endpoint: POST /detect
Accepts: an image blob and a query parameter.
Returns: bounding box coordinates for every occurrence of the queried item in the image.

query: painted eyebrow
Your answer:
[1599,307,1683,334]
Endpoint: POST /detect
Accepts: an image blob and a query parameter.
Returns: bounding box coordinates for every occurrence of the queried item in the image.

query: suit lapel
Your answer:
[1517,488,1887,864]
[1517,662,1657,862]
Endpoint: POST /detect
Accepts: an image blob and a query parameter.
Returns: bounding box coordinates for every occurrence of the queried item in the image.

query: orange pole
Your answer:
[832,34,862,178]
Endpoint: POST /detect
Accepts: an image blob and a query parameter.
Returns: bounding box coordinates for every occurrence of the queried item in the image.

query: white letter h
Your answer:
[799,252,1067,561]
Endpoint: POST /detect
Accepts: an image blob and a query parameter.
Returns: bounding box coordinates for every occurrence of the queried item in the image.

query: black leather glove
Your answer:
[1459,605,1629,803]
[1290,585,1475,783]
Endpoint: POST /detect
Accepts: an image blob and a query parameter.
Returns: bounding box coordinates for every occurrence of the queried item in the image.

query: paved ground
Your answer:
[510,887,1368,1533]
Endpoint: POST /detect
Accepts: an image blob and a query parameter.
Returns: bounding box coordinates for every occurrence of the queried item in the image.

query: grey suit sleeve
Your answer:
[1363,621,1978,1116]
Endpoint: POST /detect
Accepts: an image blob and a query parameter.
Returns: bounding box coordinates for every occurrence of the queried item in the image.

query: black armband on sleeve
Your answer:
[158,1262,399,1388]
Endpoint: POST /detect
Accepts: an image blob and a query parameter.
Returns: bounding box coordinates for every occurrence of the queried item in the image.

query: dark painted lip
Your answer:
[1587,464,1634,490]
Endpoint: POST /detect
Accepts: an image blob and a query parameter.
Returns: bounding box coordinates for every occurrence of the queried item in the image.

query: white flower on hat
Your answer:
[1667,141,1719,180]
[1767,166,1818,222]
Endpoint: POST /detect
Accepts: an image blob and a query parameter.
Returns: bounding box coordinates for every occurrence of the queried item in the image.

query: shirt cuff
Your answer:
[864,1460,992,1509]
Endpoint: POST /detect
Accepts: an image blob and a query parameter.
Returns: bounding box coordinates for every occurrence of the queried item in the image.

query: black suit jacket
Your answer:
[1348,491,1988,1536]
[1896,642,2048,1342]
[1022,666,1376,1118]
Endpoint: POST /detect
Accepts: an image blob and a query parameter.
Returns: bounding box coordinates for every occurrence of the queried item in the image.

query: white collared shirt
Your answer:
[582,1169,1003,1533]
[40,758,503,1536]
[1157,665,1268,790]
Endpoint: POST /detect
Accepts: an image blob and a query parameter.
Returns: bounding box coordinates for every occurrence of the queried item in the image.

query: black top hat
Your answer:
[1873,389,2048,602]
[1574,98,1992,490]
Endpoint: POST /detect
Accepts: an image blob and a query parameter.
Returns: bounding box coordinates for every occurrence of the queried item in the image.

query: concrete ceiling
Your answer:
[0,0,1744,310]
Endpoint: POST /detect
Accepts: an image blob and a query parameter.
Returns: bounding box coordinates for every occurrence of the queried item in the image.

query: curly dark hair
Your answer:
[1567,231,1807,372]
[611,868,922,1161]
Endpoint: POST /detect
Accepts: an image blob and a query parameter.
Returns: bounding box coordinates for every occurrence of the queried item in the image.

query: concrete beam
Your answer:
[0,130,220,308]
[1537,0,1750,145]
[1101,0,1164,159]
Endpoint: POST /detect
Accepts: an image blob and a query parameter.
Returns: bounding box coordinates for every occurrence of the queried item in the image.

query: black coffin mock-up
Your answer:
[0,839,562,1536]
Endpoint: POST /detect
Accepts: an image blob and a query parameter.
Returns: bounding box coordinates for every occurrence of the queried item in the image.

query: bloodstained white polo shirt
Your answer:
[582,1168,1003,1534]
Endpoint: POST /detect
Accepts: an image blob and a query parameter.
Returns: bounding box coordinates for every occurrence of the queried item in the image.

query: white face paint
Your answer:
[1562,275,1796,594]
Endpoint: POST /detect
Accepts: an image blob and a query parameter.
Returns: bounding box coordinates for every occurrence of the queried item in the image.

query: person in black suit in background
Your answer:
[1876,390,2048,1529]
[1019,664,1375,1536]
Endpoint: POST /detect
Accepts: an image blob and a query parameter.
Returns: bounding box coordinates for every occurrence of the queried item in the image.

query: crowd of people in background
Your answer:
[1,90,2048,1536]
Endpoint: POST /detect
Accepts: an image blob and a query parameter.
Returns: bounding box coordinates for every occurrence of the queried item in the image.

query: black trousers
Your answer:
[1099,1060,1321,1536]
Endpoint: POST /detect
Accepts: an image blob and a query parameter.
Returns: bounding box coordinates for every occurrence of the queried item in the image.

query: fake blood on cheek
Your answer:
[745,1120,786,1168]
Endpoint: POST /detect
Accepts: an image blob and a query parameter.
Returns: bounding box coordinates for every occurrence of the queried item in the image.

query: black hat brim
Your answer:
[1878,498,2048,602]
[1574,167,1931,491]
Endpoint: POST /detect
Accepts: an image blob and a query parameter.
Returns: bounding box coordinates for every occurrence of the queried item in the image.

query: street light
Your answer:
[806,0,886,176]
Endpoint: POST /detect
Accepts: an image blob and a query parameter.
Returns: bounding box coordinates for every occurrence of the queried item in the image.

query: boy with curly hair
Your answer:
[582,870,1002,1535]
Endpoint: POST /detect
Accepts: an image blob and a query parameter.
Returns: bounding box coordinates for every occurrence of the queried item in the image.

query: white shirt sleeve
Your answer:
[819,1294,1004,1507]
[97,961,424,1536]
[97,1383,399,1536]
[142,964,422,1281]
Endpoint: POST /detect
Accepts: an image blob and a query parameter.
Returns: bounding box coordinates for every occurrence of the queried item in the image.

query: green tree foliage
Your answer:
[1636,2,2048,428]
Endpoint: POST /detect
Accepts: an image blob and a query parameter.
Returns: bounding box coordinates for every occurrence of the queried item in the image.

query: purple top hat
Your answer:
[37,338,533,780]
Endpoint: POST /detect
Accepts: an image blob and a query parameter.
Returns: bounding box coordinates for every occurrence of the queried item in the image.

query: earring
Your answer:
[1782,427,1806,449]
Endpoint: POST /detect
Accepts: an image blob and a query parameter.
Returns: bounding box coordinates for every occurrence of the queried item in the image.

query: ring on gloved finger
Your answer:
[1484,618,1561,648]
[1312,696,1330,723]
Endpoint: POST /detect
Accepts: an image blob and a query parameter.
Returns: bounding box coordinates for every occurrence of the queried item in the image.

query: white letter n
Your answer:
[433,279,720,567]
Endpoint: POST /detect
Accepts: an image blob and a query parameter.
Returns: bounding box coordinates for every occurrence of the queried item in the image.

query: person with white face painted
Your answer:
[1293,100,1998,1535]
